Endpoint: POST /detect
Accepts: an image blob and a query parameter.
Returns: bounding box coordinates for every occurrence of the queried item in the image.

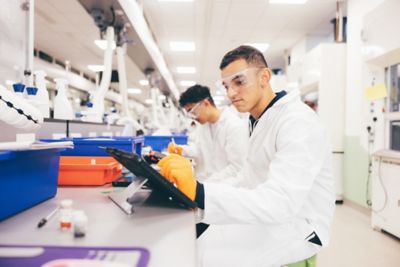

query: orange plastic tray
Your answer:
[58,156,122,185]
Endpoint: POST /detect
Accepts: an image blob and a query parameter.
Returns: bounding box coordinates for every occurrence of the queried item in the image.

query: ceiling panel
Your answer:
[141,0,342,95]
[35,0,149,103]
[35,0,344,102]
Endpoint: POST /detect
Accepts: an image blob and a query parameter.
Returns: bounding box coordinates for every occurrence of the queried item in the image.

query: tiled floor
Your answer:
[317,204,400,267]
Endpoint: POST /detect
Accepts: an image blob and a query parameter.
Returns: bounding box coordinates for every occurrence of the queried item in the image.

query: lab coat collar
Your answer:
[249,90,287,136]
[248,89,300,138]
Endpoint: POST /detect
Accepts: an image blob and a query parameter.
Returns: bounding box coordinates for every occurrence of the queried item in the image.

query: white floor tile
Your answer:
[317,204,400,267]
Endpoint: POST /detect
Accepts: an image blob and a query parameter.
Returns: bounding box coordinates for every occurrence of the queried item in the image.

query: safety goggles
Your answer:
[184,100,203,119]
[217,68,262,93]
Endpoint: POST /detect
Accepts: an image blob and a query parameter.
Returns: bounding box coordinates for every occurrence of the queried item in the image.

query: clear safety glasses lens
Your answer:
[216,68,261,92]
[184,101,201,119]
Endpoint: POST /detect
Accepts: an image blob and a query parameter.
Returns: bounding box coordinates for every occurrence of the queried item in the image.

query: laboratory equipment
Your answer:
[58,156,122,185]
[59,199,73,230]
[12,83,25,98]
[0,84,43,131]
[37,206,60,228]
[73,210,88,238]
[33,70,50,118]
[115,43,144,135]
[81,27,114,123]
[53,78,74,120]
[371,150,400,238]
[105,147,197,213]
[41,137,144,156]
[390,121,400,151]
[144,135,188,152]
[0,148,61,221]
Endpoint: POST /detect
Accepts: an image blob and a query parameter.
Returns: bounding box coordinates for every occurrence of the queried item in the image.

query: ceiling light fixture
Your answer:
[179,80,196,87]
[5,80,15,85]
[139,80,149,86]
[94,40,117,50]
[213,95,225,101]
[87,65,105,72]
[244,43,270,52]
[170,41,196,52]
[269,0,308,4]
[128,88,142,94]
[177,66,196,74]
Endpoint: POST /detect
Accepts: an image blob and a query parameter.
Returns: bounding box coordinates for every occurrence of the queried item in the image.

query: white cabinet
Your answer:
[371,150,400,238]
[288,43,346,200]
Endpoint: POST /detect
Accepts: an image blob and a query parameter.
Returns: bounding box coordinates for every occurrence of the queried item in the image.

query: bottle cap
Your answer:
[60,199,73,208]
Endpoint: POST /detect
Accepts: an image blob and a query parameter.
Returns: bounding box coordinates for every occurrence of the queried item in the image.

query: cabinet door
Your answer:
[371,159,400,238]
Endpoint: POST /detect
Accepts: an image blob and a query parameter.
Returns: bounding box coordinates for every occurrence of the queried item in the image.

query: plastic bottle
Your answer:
[12,83,26,98]
[54,78,74,120]
[33,70,50,118]
[73,210,88,238]
[59,199,73,230]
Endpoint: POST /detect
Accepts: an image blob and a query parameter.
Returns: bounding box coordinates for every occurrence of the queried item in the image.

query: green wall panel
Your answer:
[343,136,370,208]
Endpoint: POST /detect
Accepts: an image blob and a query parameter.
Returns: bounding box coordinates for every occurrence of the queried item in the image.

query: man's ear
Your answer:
[260,68,272,86]
[203,98,211,107]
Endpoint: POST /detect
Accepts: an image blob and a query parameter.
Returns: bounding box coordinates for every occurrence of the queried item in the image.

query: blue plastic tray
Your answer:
[41,137,144,156]
[0,149,61,221]
[144,135,188,152]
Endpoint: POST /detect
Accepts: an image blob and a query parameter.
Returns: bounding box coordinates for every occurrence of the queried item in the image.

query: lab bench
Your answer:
[0,186,197,267]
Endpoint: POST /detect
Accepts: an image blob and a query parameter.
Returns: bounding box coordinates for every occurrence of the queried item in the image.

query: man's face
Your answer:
[183,100,207,124]
[220,59,264,113]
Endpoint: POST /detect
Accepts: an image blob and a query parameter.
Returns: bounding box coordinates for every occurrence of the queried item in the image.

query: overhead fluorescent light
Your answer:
[87,65,105,72]
[177,66,196,74]
[213,95,225,101]
[244,43,270,53]
[128,88,142,94]
[139,79,149,86]
[5,80,15,85]
[94,40,117,50]
[287,82,299,89]
[269,0,308,4]
[307,69,321,76]
[179,80,196,87]
[145,99,153,104]
[170,41,195,52]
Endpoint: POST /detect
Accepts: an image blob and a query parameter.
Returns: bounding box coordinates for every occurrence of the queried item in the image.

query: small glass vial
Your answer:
[73,210,88,238]
[59,199,73,230]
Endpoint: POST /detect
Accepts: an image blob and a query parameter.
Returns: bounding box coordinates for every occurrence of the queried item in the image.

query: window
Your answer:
[386,63,400,112]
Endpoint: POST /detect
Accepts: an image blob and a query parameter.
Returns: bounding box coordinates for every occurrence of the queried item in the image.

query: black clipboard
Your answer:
[104,147,197,210]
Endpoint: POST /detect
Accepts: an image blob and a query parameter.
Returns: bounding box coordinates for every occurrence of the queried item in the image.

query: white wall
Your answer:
[345,0,385,137]
[343,0,399,207]
[0,1,27,84]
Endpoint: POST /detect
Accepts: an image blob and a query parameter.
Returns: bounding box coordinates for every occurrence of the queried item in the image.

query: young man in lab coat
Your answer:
[168,84,248,183]
[158,46,335,267]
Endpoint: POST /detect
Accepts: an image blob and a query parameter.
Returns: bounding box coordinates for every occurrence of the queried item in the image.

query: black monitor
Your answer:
[390,121,400,151]
[104,147,197,210]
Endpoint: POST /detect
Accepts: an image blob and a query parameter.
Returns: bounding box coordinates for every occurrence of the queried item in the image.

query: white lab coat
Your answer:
[198,90,336,267]
[183,107,248,183]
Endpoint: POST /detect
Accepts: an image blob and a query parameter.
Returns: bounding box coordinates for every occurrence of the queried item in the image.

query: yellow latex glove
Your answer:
[167,142,183,155]
[158,154,196,201]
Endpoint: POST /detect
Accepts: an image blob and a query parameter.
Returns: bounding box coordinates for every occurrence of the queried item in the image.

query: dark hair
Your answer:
[219,45,269,70]
[179,84,215,107]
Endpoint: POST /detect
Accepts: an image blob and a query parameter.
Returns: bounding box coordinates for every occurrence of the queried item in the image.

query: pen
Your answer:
[37,206,59,228]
